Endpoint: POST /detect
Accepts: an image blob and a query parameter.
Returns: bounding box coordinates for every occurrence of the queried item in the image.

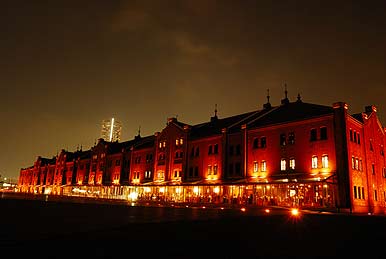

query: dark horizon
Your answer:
[1,0,386,180]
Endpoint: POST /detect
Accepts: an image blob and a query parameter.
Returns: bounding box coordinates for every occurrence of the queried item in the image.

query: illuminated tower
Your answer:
[101,118,122,142]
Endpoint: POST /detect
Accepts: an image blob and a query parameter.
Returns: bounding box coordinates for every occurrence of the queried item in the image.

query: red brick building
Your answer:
[18,95,386,214]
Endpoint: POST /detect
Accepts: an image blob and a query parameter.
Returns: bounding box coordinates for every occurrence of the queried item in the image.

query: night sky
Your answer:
[1,0,386,181]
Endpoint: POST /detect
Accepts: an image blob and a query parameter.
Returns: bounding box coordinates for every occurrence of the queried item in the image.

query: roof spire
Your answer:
[135,125,141,140]
[263,88,272,109]
[281,83,290,105]
[297,93,302,102]
[267,89,270,103]
[211,104,218,122]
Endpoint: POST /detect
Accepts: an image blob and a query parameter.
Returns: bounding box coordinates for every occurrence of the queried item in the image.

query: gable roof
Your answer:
[188,101,334,139]
[247,101,334,128]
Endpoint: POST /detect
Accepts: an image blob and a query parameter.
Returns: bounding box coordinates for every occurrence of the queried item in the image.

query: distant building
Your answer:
[101,118,122,142]
[17,92,386,215]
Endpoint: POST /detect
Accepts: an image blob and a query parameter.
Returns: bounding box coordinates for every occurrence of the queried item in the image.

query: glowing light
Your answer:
[129,192,138,201]
[265,208,270,213]
[240,207,246,212]
[214,186,220,194]
[202,206,206,209]
[144,187,151,193]
[109,118,115,142]
[159,187,165,193]
[220,207,224,210]
[193,186,199,194]
[291,208,300,216]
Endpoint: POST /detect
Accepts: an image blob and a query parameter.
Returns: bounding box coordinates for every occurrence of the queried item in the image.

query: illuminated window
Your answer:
[289,158,295,170]
[351,156,355,169]
[281,159,286,171]
[180,138,183,145]
[159,142,162,149]
[312,156,318,169]
[355,158,359,170]
[175,139,179,146]
[213,165,218,175]
[322,155,329,168]
[207,165,212,175]
[253,161,258,173]
[163,141,166,148]
[261,161,267,172]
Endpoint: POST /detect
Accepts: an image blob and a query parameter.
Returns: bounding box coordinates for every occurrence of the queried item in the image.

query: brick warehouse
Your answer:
[18,94,386,214]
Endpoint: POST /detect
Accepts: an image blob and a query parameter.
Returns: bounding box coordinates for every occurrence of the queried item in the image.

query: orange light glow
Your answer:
[265,208,270,213]
[241,207,246,212]
[291,208,300,216]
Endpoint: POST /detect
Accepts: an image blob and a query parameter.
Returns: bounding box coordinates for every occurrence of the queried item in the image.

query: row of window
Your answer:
[253,137,267,149]
[280,132,295,146]
[158,138,185,149]
[310,127,328,141]
[207,165,218,175]
[353,186,365,200]
[354,187,383,202]
[351,157,363,171]
[251,155,330,173]
[173,170,182,178]
[133,171,153,179]
[311,155,329,169]
[253,161,267,173]
[349,129,361,145]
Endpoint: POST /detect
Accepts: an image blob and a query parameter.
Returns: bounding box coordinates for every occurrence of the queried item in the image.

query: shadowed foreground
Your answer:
[1,197,385,258]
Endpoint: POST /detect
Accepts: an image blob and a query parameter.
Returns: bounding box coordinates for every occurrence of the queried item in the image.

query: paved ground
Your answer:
[1,196,386,258]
